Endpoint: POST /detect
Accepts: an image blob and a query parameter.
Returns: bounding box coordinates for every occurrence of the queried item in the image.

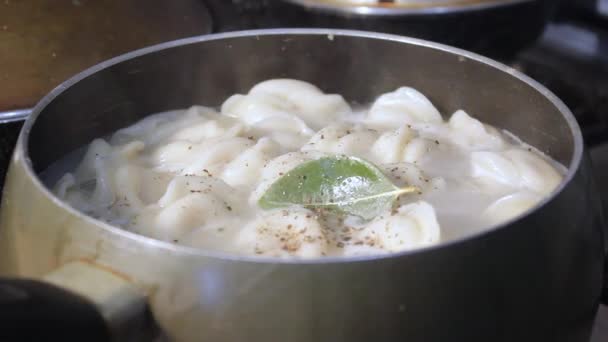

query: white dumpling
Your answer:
[149,141,198,172]
[222,92,313,134]
[181,137,253,176]
[471,148,562,194]
[152,193,231,241]
[249,79,352,130]
[116,141,145,160]
[503,149,562,194]
[236,208,329,258]
[54,173,75,199]
[471,151,521,190]
[381,162,430,190]
[402,137,436,164]
[247,114,314,152]
[221,137,281,189]
[76,141,117,210]
[170,113,244,143]
[367,87,443,128]
[157,175,242,209]
[74,138,114,181]
[301,123,378,158]
[113,164,145,213]
[482,191,543,226]
[133,176,242,241]
[344,201,440,255]
[448,110,505,151]
[370,125,415,164]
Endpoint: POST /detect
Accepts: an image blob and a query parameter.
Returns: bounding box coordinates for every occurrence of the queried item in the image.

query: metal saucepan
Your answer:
[205,0,558,59]
[0,29,605,342]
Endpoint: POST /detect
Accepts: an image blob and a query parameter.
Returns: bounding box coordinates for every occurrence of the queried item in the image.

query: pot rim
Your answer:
[17,28,583,265]
[280,0,534,17]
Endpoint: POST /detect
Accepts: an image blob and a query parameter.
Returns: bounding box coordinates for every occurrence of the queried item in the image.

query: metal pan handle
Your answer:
[0,109,31,124]
[0,261,154,341]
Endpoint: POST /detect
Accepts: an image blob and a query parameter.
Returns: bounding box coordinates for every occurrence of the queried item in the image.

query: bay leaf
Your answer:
[258,155,418,220]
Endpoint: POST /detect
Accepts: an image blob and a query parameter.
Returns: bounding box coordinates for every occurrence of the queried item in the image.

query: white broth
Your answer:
[52,79,565,258]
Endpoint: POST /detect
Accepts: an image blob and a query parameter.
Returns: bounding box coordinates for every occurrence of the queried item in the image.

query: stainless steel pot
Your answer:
[0,29,605,342]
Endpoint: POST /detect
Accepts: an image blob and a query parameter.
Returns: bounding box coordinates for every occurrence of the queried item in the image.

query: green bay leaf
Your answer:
[258,155,418,220]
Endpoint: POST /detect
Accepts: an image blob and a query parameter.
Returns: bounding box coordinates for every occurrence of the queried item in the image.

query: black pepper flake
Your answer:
[188,146,192,150]
[226,205,232,211]
[203,169,213,177]
[287,224,293,229]
[336,242,345,248]
[248,136,255,140]
[434,140,440,145]
[321,134,325,139]
[173,239,179,243]
[279,172,284,176]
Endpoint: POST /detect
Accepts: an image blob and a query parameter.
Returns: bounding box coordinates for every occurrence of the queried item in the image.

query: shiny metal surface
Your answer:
[0,109,30,124]
[282,0,533,15]
[255,0,555,59]
[0,29,604,341]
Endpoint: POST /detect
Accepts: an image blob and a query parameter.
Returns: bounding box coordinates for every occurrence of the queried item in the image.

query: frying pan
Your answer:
[205,0,559,59]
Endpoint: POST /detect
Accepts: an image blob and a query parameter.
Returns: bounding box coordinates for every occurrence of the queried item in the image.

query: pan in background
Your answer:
[0,0,213,194]
[205,0,557,60]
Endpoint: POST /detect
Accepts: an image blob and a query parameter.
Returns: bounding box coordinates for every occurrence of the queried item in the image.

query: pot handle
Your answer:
[0,108,31,123]
[0,261,154,341]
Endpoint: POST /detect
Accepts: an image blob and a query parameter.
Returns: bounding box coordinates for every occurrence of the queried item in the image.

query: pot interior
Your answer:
[26,30,577,183]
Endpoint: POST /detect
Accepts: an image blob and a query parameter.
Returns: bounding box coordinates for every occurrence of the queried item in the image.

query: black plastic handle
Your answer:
[0,277,110,342]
